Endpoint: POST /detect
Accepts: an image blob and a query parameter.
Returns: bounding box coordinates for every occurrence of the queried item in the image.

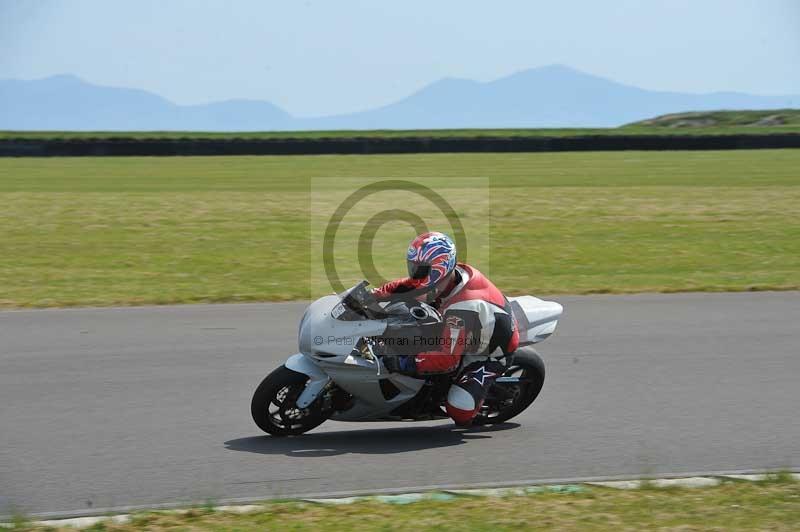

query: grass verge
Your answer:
[10,476,800,531]
[1,149,799,308]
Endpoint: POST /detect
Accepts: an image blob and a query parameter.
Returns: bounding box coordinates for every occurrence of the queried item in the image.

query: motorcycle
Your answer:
[251,281,563,436]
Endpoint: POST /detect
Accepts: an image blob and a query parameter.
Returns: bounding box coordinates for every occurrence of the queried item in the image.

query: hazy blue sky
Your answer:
[1,0,798,116]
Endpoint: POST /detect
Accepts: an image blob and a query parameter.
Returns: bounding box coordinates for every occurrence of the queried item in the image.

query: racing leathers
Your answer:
[374,263,519,425]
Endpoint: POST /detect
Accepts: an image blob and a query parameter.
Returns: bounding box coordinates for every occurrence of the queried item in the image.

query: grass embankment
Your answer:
[628,109,800,131]
[14,477,800,531]
[3,109,800,140]
[1,149,799,308]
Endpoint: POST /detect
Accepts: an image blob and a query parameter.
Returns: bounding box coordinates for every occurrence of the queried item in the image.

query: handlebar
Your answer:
[337,281,443,327]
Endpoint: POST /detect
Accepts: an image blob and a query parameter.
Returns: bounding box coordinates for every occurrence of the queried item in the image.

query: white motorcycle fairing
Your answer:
[292,293,427,420]
[508,295,563,346]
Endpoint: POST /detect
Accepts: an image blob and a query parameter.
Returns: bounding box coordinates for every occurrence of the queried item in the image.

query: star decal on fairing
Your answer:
[469,366,497,386]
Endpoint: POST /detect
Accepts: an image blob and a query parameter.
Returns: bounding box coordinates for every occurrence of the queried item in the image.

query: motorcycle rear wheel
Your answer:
[251,366,330,436]
[472,347,545,425]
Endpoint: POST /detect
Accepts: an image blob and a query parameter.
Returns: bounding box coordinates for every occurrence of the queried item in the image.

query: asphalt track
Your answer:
[1,291,798,517]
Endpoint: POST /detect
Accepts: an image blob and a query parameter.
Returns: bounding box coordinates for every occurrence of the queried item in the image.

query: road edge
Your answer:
[5,470,798,528]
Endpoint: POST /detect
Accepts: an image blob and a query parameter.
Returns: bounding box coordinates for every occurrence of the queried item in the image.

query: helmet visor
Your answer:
[407,261,431,280]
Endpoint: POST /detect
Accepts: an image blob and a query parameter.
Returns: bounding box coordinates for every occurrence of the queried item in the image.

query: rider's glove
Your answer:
[382,355,417,375]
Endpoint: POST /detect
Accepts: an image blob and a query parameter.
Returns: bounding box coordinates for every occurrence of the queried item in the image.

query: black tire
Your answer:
[473,347,545,425]
[250,366,330,436]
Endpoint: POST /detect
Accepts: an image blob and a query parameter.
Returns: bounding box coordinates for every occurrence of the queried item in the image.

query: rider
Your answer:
[374,231,519,426]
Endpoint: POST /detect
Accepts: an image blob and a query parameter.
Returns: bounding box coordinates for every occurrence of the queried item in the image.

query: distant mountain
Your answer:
[2,66,798,131]
[0,74,292,130]
[314,65,800,129]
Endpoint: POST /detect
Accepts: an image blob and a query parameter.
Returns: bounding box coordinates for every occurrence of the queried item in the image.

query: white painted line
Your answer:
[722,473,800,482]
[375,493,431,504]
[37,515,131,528]
[304,497,363,505]
[590,477,720,489]
[722,474,768,481]
[214,504,264,514]
[448,487,530,496]
[650,477,719,488]
[586,480,643,489]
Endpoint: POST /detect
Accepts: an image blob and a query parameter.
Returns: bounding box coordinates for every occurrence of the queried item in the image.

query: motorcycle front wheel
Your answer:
[251,366,330,436]
[473,347,545,426]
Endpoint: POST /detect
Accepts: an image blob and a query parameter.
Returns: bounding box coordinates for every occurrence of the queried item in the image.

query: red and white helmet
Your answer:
[406,231,457,290]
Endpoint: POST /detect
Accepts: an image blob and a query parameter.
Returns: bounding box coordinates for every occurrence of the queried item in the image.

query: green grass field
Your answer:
[1,149,799,308]
[14,476,800,531]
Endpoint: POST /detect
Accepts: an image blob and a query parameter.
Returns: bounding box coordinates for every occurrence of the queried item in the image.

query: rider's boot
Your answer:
[445,360,505,426]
